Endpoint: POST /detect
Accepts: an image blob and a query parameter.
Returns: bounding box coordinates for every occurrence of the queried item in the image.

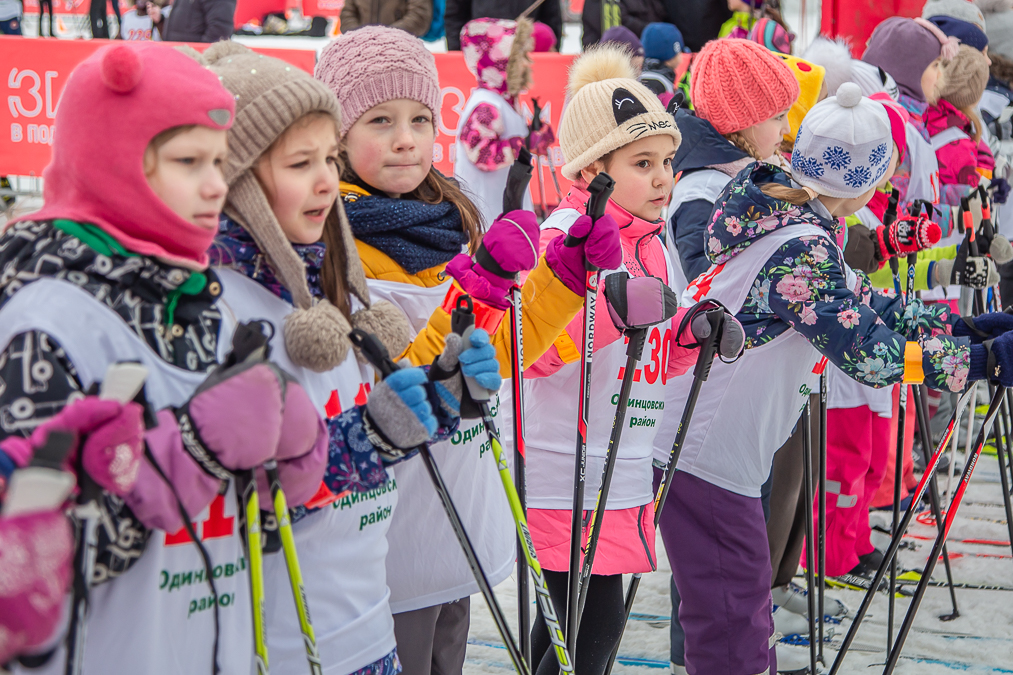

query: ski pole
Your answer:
[502,145,534,665]
[451,296,574,673]
[603,304,736,675]
[886,381,906,655]
[817,368,827,665]
[66,362,149,675]
[987,382,1013,566]
[828,386,976,675]
[912,385,960,621]
[527,99,549,219]
[263,461,322,675]
[348,329,531,675]
[564,172,614,661]
[801,396,818,675]
[574,323,648,623]
[882,385,1008,675]
[235,470,269,674]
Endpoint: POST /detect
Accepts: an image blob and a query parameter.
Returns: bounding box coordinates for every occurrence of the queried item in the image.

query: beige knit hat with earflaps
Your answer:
[558,44,682,180]
[203,41,411,370]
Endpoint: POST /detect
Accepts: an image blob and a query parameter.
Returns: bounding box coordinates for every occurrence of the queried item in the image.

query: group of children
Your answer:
[3,3,1013,675]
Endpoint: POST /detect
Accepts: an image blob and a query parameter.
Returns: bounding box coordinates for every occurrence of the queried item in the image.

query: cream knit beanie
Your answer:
[558,44,682,180]
[204,42,410,370]
[938,44,990,109]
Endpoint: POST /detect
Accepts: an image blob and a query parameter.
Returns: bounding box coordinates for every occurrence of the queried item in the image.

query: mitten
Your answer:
[936,255,999,289]
[953,311,1013,343]
[426,329,500,421]
[445,210,540,310]
[126,360,294,532]
[0,510,74,664]
[255,373,329,509]
[0,397,145,498]
[529,124,556,156]
[970,331,1013,385]
[545,213,622,295]
[364,366,437,457]
[991,177,1010,204]
[875,215,941,261]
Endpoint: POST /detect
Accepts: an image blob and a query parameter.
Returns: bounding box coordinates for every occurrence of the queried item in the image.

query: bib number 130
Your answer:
[619,326,672,385]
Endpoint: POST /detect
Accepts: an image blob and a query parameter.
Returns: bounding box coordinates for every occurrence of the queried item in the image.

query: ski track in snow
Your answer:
[465,478,1013,673]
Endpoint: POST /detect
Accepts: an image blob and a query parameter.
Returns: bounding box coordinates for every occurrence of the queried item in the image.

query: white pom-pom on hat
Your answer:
[836,82,863,108]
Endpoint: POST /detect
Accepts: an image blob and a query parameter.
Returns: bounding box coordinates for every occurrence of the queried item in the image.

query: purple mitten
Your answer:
[0,398,145,498]
[255,378,328,509]
[445,210,540,310]
[0,510,74,664]
[126,361,288,532]
[530,124,556,156]
[545,214,622,295]
[603,273,680,331]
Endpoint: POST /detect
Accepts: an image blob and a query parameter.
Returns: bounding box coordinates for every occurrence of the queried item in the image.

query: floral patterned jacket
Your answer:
[705,163,971,392]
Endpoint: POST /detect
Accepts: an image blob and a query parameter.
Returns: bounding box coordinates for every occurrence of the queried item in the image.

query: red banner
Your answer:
[820,0,923,57]
[0,38,574,207]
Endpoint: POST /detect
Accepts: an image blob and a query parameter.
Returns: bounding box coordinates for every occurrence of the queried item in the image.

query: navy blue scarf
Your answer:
[343,194,469,274]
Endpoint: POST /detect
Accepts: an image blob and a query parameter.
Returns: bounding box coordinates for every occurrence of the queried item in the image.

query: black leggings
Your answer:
[529,570,625,675]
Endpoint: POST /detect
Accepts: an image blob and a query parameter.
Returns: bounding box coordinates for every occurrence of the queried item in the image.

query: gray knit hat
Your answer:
[924,0,986,29]
[204,42,410,371]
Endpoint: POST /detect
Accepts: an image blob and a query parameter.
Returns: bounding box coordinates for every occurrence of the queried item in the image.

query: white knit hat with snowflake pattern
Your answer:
[790,82,892,199]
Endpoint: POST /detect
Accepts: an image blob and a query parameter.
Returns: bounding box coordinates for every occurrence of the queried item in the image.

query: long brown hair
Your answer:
[339,156,485,253]
[758,182,812,205]
[320,206,353,321]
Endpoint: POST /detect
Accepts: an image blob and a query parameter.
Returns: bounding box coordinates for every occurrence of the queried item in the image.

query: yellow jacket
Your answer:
[346,183,584,373]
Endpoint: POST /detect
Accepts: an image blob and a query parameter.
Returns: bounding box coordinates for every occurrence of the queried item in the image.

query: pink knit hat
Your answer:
[690,38,800,135]
[22,43,235,269]
[315,26,441,138]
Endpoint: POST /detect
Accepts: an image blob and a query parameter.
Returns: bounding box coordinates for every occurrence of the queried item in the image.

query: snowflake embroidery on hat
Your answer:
[822,146,851,171]
[843,165,872,188]
[794,155,824,178]
[868,143,887,167]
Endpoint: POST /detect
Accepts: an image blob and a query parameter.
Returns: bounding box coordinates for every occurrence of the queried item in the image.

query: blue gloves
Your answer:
[458,329,502,393]
[953,312,1013,344]
[366,366,437,452]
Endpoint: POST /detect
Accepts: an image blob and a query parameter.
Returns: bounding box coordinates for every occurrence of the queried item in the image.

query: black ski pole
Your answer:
[887,380,906,654]
[503,146,534,665]
[882,386,1008,675]
[604,303,741,675]
[817,368,827,665]
[912,385,960,621]
[802,397,818,675]
[349,329,531,675]
[564,172,614,663]
[987,382,1013,565]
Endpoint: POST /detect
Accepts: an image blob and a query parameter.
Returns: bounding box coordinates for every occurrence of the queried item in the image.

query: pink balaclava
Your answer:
[25,43,235,269]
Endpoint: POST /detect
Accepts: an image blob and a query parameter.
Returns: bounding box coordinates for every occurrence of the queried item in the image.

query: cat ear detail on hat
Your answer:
[102,45,144,93]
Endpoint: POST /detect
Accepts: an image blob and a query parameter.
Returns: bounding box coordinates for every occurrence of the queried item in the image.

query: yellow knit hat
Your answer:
[779,54,826,147]
[558,44,682,180]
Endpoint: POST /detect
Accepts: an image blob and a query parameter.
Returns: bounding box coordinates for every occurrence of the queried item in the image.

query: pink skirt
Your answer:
[527,503,657,575]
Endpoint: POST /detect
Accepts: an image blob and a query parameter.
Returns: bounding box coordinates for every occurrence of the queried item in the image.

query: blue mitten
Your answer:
[458,329,502,392]
[953,312,1013,344]
[365,367,437,453]
[969,332,1013,386]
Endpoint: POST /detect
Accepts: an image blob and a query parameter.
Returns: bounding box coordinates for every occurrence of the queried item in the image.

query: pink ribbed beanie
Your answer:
[690,38,800,135]
[315,26,441,138]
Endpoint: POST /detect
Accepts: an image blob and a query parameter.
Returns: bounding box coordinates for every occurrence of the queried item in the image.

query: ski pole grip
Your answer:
[503,147,534,214]
[349,329,399,379]
[450,295,493,403]
[691,308,724,380]
[564,172,615,271]
[962,198,979,257]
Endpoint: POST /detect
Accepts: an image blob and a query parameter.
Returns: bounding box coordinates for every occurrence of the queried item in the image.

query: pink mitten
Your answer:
[0,510,74,664]
[255,377,328,509]
[445,210,541,310]
[0,398,145,498]
[530,124,556,156]
[126,361,290,532]
[545,214,622,295]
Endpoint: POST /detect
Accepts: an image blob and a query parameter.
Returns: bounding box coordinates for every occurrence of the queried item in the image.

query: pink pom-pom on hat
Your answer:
[100,44,144,94]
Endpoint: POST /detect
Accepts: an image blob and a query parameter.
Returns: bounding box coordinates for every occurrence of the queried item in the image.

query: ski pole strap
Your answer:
[474,242,517,280]
[174,411,232,482]
[440,285,505,333]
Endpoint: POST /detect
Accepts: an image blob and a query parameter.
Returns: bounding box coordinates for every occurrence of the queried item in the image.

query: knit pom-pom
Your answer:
[992,235,1013,264]
[101,45,143,94]
[202,40,254,66]
[801,36,854,98]
[567,44,638,98]
[284,300,353,372]
[836,82,862,108]
[349,301,412,365]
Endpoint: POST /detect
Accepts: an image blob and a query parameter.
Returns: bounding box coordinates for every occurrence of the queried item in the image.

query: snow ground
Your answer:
[465,470,1013,674]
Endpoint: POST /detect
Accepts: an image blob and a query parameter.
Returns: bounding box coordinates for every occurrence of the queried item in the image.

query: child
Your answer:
[455,18,541,227]
[315,26,614,675]
[639,22,689,100]
[0,43,327,674]
[522,44,704,675]
[660,81,1013,674]
[203,43,500,675]
[119,0,161,40]
[747,16,793,54]
[669,39,800,290]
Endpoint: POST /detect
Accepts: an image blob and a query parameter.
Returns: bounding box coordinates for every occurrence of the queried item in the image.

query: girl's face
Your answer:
[580,135,678,222]
[343,99,435,199]
[742,108,792,160]
[145,126,229,231]
[255,114,340,245]
[922,59,942,103]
